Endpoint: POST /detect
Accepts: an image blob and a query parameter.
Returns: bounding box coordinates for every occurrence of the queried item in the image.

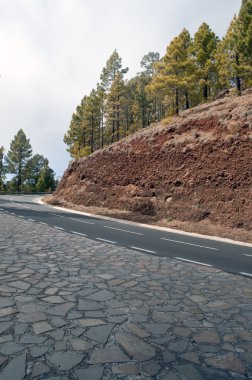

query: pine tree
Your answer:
[238,0,252,83]
[24,154,48,191]
[36,160,56,193]
[216,10,252,94]
[149,29,197,115]
[101,51,128,144]
[100,50,128,90]
[141,52,160,77]
[192,23,219,100]
[140,52,162,125]
[122,77,137,135]
[6,130,32,192]
[96,83,106,148]
[84,89,101,152]
[239,0,252,58]
[64,97,89,158]
[0,146,5,190]
[106,73,126,143]
[128,72,158,130]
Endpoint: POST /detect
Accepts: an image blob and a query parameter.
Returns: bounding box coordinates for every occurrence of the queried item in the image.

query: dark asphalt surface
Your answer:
[0,194,252,278]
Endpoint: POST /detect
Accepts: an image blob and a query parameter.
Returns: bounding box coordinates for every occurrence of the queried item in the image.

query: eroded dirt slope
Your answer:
[52,90,252,241]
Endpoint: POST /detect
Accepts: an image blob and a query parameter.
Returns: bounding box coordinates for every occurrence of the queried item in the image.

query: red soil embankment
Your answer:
[51,90,252,242]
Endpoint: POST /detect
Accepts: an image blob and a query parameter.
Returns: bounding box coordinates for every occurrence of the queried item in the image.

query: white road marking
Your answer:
[175,257,212,267]
[244,254,252,257]
[53,226,64,230]
[70,231,87,237]
[161,237,218,251]
[27,218,35,222]
[10,199,29,209]
[130,246,157,254]
[103,225,143,235]
[39,222,47,225]
[96,238,116,244]
[70,218,94,225]
[18,215,25,219]
[240,272,252,277]
[50,213,65,218]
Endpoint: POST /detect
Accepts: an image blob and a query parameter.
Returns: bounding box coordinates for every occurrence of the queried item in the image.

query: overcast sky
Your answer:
[0,0,241,177]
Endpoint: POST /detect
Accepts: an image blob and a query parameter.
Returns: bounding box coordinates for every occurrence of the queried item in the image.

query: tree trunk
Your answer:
[18,164,21,192]
[203,79,208,100]
[125,105,129,137]
[235,53,241,95]
[116,95,120,141]
[101,109,104,148]
[111,104,115,144]
[142,99,145,128]
[175,88,179,115]
[154,98,157,121]
[90,116,94,153]
[185,90,189,110]
[91,128,94,152]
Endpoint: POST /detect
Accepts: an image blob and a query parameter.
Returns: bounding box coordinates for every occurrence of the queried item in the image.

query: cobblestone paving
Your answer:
[0,212,252,379]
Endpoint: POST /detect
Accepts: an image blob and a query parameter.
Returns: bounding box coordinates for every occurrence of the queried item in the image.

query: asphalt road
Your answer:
[1,194,252,278]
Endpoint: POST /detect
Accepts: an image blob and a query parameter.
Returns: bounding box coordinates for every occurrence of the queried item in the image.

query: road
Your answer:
[0,194,252,278]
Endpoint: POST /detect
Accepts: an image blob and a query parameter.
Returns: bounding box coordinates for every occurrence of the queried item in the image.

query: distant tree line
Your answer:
[0,129,56,193]
[65,0,252,158]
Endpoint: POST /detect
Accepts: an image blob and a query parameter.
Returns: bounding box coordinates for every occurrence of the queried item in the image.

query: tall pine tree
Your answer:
[101,51,128,144]
[149,29,196,114]
[0,146,5,190]
[192,23,219,100]
[6,130,32,192]
[216,2,252,94]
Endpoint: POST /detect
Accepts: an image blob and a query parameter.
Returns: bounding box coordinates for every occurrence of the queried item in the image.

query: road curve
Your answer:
[0,194,252,278]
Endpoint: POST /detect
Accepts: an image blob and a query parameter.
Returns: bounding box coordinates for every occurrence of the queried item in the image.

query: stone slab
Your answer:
[75,366,104,380]
[89,346,129,364]
[0,353,26,380]
[115,332,156,361]
[47,351,84,370]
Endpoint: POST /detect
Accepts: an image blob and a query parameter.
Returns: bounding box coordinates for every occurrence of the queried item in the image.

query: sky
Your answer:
[0,0,241,178]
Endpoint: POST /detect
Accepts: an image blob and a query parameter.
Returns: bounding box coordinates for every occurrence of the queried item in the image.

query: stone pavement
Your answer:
[0,212,252,380]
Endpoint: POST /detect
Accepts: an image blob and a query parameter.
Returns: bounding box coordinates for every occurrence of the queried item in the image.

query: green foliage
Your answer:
[100,50,128,90]
[64,88,102,158]
[25,154,47,188]
[5,129,32,191]
[0,146,5,190]
[141,52,160,77]
[149,29,197,114]
[35,164,56,193]
[216,1,252,93]
[106,72,126,143]
[239,0,252,59]
[2,132,56,193]
[23,155,55,192]
[192,23,219,100]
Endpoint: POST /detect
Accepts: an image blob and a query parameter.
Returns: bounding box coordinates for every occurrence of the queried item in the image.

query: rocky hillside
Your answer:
[51,90,252,242]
